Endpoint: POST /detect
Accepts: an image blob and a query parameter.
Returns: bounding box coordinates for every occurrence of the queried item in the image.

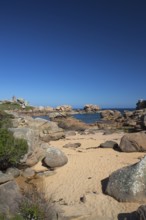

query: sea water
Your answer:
[72,108,134,124]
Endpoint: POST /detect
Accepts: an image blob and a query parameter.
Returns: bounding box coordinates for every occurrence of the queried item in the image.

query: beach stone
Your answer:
[6,168,20,178]
[36,170,56,178]
[63,142,81,148]
[0,171,14,184]
[100,141,118,149]
[119,131,146,152]
[41,142,50,149]
[25,154,39,166]
[105,156,146,202]
[65,131,76,137]
[40,131,65,142]
[43,146,68,168]
[0,181,22,214]
[22,168,35,178]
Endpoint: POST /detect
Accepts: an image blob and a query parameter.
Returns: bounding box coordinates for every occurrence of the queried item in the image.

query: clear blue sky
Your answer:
[0,0,146,108]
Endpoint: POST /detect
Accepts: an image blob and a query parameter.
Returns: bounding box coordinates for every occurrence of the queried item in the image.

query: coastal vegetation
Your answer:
[0,186,53,220]
[0,109,57,219]
[0,111,28,170]
[0,129,28,170]
[0,102,33,111]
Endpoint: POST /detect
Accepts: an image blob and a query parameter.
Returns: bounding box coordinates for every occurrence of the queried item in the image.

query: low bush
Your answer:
[0,129,28,170]
[0,110,14,129]
[18,186,56,220]
[0,103,34,111]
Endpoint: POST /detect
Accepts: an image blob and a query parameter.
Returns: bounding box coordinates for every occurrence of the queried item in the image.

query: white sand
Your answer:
[34,131,145,220]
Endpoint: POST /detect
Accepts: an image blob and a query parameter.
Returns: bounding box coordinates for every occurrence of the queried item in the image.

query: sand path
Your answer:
[34,131,145,220]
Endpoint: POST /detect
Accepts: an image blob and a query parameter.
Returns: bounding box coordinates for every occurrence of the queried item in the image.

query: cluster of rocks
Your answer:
[100,130,146,219]
[0,112,69,215]
[136,99,146,110]
[98,108,146,132]
[12,103,101,116]
[84,104,100,113]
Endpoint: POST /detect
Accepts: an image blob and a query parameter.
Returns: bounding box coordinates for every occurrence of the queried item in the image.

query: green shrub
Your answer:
[0,129,28,170]
[0,111,13,129]
[0,103,34,111]
[19,202,45,220]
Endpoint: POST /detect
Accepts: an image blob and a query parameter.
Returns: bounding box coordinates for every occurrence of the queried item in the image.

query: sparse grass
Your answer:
[0,103,34,111]
[19,186,55,220]
[0,103,22,111]
[0,185,58,219]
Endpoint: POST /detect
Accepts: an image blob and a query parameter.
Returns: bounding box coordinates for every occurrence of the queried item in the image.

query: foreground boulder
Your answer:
[0,172,13,184]
[120,131,146,152]
[43,146,68,168]
[0,181,22,214]
[105,156,146,202]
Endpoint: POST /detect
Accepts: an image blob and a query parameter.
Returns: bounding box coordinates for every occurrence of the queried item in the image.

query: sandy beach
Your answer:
[33,131,146,220]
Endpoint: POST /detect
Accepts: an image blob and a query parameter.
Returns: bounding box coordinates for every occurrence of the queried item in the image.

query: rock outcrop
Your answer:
[136,99,146,110]
[100,110,122,120]
[0,180,22,215]
[52,116,89,131]
[105,156,146,202]
[8,115,67,167]
[84,104,100,112]
[55,105,72,112]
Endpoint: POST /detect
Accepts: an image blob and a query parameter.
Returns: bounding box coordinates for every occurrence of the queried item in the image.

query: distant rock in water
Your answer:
[55,105,72,112]
[84,104,100,112]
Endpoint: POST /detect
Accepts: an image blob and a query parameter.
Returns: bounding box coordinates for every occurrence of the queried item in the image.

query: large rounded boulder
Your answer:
[119,131,146,152]
[105,156,146,202]
[43,146,68,168]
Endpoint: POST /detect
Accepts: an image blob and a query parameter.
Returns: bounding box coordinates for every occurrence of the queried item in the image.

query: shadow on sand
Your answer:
[101,177,109,194]
[118,212,139,220]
